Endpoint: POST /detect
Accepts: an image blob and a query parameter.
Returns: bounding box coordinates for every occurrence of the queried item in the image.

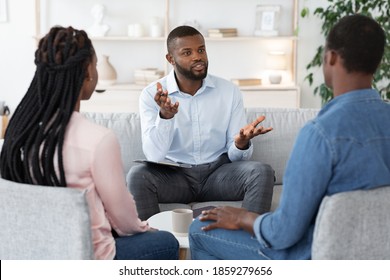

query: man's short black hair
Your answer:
[167,25,203,53]
[326,14,385,74]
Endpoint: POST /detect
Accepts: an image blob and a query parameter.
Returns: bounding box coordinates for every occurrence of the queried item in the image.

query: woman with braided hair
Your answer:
[0,26,179,260]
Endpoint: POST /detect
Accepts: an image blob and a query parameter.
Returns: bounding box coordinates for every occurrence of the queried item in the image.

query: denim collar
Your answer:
[320,88,381,115]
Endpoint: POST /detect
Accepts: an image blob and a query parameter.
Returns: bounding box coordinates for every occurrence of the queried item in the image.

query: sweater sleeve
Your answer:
[91,131,150,236]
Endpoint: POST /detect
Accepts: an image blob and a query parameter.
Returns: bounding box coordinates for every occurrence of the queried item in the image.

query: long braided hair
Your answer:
[0,26,94,187]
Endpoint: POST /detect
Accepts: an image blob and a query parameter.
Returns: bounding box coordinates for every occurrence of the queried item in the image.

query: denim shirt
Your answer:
[254,89,390,259]
[139,70,252,165]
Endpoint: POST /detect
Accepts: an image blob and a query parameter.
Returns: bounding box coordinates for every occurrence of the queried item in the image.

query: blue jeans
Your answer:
[189,219,269,260]
[114,230,179,260]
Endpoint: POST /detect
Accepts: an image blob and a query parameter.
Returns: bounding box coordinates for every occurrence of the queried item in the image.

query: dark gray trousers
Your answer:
[127,154,274,220]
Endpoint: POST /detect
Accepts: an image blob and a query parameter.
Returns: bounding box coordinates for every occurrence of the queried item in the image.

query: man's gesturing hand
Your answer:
[234,115,273,150]
[154,82,179,119]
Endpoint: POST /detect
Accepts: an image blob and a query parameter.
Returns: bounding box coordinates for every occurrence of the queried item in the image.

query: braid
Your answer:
[0,26,94,187]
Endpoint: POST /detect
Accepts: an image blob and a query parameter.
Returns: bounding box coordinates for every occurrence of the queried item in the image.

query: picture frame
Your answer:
[254,5,281,37]
[0,0,7,23]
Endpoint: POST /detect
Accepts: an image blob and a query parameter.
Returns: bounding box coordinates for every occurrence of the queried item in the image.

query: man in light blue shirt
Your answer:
[189,14,390,259]
[127,26,275,220]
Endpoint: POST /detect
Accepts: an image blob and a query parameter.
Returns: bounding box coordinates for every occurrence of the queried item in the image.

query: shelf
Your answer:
[83,85,301,112]
[34,36,166,42]
[91,36,166,42]
[205,36,298,41]
[242,89,300,109]
[239,85,299,91]
[96,83,299,92]
[95,83,145,91]
[36,0,300,108]
[88,36,298,42]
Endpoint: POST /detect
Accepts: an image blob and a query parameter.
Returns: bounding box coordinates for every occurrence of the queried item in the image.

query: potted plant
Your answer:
[301,0,389,104]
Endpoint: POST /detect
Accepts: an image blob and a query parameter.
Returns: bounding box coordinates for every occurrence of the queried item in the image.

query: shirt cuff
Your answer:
[231,141,253,160]
[253,213,271,248]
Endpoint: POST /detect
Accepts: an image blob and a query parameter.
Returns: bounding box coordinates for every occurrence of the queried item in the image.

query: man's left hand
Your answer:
[234,115,273,149]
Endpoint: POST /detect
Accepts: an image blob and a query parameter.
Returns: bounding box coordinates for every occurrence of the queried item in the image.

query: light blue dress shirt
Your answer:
[253,89,390,259]
[139,70,252,165]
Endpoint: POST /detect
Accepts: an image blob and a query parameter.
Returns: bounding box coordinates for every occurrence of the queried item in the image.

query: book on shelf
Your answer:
[231,78,262,86]
[208,28,238,37]
[208,32,238,38]
[208,28,237,33]
[134,68,164,85]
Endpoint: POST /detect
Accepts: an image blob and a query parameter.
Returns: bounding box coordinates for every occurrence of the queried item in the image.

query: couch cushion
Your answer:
[159,203,191,212]
[0,178,93,259]
[191,200,243,209]
[159,201,243,213]
[83,112,144,177]
[245,108,319,185]
[312,186,390,260]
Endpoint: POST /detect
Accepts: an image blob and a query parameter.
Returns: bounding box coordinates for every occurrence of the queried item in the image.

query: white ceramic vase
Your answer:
[97,55,117,86]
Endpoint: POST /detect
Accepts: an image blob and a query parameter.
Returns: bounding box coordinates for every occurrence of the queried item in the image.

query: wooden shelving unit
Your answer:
[35,0,300,111]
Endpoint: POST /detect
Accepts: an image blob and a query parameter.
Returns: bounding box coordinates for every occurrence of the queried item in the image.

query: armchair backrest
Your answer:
[0,178,93,259]
[312,186,390,260]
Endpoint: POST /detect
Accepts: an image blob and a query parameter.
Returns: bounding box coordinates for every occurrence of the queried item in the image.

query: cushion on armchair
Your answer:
[0,178,93,260]
[312,186,390,260]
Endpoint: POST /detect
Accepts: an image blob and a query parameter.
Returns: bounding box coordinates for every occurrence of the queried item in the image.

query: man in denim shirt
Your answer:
[189,14,390,259]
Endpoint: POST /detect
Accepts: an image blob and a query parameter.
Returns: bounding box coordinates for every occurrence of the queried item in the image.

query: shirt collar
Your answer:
[320,88,382,114]
[166,70,216,95]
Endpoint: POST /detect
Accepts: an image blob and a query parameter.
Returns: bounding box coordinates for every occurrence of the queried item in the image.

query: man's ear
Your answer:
[329,50,338,66]
[166,53,174,65]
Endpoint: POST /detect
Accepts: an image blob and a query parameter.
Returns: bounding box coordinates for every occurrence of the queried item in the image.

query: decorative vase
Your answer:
[97,55,117,86]
[149,17,162,37]
[269,73,282,84]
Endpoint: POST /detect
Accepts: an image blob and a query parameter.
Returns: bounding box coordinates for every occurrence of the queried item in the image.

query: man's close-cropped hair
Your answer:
[326,14,385,74]
[0,26,94,187]
[167,25,203,53]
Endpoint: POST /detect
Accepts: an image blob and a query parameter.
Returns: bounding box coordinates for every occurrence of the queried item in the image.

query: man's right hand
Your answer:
[154,82,179,119]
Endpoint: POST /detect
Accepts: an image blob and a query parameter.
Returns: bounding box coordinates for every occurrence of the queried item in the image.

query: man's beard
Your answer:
[175,60,208,81]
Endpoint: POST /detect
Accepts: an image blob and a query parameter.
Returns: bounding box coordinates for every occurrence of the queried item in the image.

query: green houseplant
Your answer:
[301,0,390,104]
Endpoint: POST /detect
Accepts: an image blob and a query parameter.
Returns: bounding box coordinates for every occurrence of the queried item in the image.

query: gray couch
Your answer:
[2,107,389,259]
[83,107,320,212]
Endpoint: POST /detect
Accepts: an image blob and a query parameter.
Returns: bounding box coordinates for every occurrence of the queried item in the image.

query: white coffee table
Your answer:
[148,210,190,259]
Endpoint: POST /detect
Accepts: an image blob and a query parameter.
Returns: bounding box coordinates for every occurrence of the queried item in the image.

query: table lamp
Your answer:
[266,51,287,84]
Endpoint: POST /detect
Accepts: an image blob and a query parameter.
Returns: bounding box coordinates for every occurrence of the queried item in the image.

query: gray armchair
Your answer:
[0,178,93,259]
[312,186,390,260]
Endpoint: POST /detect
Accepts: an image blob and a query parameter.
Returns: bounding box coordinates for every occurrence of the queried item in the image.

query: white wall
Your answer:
[0,0,36,113]
[0,0,327,113]
[297,0,327,108]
